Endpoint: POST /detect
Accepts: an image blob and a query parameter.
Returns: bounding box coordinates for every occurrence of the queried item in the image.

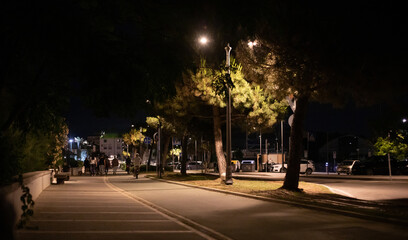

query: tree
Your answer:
[236,2,408,191]
[122,128,147,161]
[182,60,287,181]
[374,133,408,161]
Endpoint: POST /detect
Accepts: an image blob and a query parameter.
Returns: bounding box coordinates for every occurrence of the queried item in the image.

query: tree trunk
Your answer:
[180,134,188,176]
[161,134,171,173]
[147,138,155,172]
[213,106,226,180]
[282,95,309,191]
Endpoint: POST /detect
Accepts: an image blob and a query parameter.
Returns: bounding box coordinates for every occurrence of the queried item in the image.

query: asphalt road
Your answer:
[229,171,408,201]
[301,176,408,200]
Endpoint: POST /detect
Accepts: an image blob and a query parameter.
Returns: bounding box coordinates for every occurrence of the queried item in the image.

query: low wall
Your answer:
[0,170,52,225]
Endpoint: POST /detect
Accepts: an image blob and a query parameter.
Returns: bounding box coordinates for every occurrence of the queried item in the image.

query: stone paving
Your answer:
[16,174,212,240]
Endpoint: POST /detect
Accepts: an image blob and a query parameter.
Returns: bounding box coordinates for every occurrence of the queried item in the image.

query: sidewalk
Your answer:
[16,174,213,240]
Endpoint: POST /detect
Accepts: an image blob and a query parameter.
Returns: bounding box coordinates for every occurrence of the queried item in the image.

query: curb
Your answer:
[147,176,408,227]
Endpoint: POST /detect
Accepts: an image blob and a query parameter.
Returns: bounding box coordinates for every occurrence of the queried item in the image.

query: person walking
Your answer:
[133,153,142,179]
[104,157,110,175]
[98,155,105,175]
[84,157,90,175]
[126,156,131,174]
[112,157,119,175]
[90,156,97,176]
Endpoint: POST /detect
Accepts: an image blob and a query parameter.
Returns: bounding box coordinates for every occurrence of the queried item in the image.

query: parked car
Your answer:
[272,159,315,175]
[362,156,401,175]
[186,161,203,170]
[397,160,408,175]
[336,160,364,175]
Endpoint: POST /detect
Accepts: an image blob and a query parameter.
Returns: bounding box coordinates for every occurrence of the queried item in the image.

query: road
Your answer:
[301,176,408,200]
[229,171,408,201]
[16,173,408,240]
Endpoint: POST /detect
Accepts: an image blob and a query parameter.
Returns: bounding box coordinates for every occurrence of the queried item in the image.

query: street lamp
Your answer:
[199,37,233,184]
[225,43,233,185]
[199,36,208,45]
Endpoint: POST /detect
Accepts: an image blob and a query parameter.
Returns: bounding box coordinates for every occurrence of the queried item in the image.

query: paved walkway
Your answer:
[16,174,212,240]
[16,173,408,240]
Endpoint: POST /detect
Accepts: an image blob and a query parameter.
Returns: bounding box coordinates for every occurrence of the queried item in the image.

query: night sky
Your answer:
[3,1,406,142]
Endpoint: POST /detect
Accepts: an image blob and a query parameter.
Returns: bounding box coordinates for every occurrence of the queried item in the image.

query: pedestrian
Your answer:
[84,157,90,175]
[104,157,111,175]
[98,155,105,175]
[126,156,131,174]
[133,153,142,179]
[90,156,97,176]
[112,157,119,175]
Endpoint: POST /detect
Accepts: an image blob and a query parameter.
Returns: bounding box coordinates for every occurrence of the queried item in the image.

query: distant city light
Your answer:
[403,118,407,123]
[248,40,257,48]
[69,139,74,143]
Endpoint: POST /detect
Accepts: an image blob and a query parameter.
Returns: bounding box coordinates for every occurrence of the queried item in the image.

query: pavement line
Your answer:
[39,212,156,214]
[18,230,194,234]
[32,219,171,222]
[104,177,232,240]
[320,184,355,198]
[36,206,145,208]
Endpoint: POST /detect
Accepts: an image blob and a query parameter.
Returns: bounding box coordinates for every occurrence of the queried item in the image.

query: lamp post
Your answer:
[225,43,233,185]
[387,131,392,180]
[199,37,233,184]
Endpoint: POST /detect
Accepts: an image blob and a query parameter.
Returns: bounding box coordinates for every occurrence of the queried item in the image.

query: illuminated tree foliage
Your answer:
[122,127,147,160]
[374,134,408,161]
[178,60,287,180]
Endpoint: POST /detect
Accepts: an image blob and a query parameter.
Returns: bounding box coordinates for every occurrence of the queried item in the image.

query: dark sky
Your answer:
[66,96,378,139]
[66,97,139,138]
[59,1,406,140]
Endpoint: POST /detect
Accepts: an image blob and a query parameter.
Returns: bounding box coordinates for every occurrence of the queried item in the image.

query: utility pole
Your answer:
[281,120,284,164]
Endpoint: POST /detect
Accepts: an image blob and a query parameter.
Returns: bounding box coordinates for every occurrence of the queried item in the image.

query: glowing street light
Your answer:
[199,36,208,45]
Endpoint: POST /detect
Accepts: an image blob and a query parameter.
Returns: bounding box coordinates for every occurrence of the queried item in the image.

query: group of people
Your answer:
[83,154,120,176]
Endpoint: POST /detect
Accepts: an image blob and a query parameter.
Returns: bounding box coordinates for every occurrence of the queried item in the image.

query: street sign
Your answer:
[144,137,152,144]
[288,114,294,127]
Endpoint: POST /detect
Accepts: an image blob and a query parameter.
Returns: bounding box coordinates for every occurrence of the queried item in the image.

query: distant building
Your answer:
[100,134,124,160]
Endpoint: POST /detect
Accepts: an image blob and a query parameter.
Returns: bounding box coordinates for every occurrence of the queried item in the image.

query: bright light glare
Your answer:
[403,118,407,123]
[199,37,208,45]
[248,41,257,48]
[69,139,74,143]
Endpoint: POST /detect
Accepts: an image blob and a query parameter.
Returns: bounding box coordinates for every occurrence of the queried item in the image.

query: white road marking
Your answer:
[104,177,233,240]
[320,184,355,198]
[39,212,156,214]
[18,230,194,234]
[32,219,171,222]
